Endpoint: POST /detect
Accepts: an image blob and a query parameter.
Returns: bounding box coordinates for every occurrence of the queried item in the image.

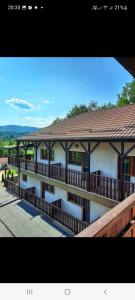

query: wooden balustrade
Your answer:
[76,193,135,237]
[8,155,135,202]
[8,156,17,166]
[4,179,89,234]
[51,199,62,209]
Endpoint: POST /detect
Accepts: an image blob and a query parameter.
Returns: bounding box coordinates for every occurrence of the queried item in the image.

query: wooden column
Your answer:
[120,142,125,201]
[17,140,20,197]
[87,141,91,192]
[48,141,51,177]
[25,144,27,170]
[65,141,68,184]
[35,142,38,173]
[16,140,19,167]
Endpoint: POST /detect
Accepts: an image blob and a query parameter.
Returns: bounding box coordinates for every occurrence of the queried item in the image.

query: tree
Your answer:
[87,100,98,111]
[117,79,135,107]
[99,102,116,110]
[51,117,65,125]
[66,104,88,119]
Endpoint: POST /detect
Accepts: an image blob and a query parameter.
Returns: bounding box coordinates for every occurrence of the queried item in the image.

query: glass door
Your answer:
[123,158,130,182]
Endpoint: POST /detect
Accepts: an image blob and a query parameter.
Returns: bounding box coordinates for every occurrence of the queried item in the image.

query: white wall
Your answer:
[52,142,65,165]
[45,186,82,220]
[90,143,118,178]
[20,172,41,197]
[36,142,65,166]
[35,141,135,182]
[90,201,110,223]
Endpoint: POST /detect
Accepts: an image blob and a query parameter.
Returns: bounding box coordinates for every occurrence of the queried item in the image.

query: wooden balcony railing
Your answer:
[76,193,135,237]
[4,179,89,234]
[8,155,135,202]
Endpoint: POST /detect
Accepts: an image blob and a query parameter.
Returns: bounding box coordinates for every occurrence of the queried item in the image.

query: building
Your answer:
[6,57,135,236]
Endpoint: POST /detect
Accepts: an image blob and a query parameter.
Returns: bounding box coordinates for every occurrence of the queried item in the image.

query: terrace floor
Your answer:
[0,179,73,237]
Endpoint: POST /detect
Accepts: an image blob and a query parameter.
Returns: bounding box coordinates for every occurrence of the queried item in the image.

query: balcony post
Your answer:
[120,142,125,201]
[17,140,21,197]
[25,144,27,170]
[65,141,68,183]
[87,141,91,192]
[48,141,51,177]
[16,140,19,167]
[35,141,38,173]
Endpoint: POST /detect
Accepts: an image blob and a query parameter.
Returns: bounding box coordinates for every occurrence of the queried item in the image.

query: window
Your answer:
[69,151,83,165]
[118,156,135,181]
[40,149,54,161]
[40,149,48,160]
[45,183,55,194]
[22,174,27,182]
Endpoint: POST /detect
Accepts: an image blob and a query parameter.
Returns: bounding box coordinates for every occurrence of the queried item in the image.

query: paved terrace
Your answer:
[0,178,73,237]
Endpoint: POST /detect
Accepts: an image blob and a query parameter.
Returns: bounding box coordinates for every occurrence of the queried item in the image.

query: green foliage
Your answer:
[11,172,14,181]
[51,117,65,125]
[117,79,135,107]
[99,102,116,110]
[66,104,88,119]
[8,169,11,176]
[87,100,98,111]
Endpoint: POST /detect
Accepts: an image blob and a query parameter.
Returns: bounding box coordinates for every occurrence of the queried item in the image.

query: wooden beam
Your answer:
[67,141,74,151]
[59,141,66,152]
[50,141,55,149]
[125,144,135,156]
[37,142,41,149]
[90,142,100,154]
[109,142,120,155]
[80,141,88,152]
[44,141,49,150]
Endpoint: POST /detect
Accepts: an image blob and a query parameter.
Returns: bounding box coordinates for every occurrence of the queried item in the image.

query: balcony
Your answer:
[4,178,89,235]
[76,193,135,237]
[8,155,135,202]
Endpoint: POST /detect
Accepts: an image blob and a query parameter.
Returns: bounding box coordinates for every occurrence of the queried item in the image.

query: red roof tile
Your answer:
[18,104,135,141]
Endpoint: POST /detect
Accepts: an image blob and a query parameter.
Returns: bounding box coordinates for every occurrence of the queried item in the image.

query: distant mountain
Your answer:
[0,125,39,139]
[0,125,39,133]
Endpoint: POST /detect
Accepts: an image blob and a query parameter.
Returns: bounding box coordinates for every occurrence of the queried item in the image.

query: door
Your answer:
[83,207,90,223]
[82,152,88,172]
[41,182,46,199]
[118,156,135,182]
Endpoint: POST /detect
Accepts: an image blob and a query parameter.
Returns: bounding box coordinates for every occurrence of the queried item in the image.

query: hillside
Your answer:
[0,125,39,139]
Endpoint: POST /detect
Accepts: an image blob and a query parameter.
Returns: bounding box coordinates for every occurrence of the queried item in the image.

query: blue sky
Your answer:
[0,57,133,128]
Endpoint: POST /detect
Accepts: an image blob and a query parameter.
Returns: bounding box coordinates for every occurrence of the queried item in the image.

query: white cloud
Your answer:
[24,116,55,128]
[6,98,33,110]
[42,100,51,104]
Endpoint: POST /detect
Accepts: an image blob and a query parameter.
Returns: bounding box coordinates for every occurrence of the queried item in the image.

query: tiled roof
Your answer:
[18,104,135,141]
[0,157,8,164]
